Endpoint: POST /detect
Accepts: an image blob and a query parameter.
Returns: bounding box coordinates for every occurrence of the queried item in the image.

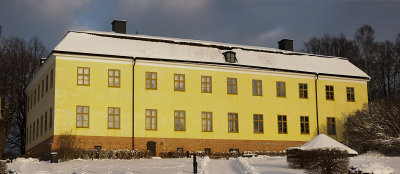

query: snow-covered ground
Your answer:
[6,153,399,174]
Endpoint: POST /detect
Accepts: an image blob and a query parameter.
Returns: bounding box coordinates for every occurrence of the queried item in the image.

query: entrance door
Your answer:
[147,141,156,156]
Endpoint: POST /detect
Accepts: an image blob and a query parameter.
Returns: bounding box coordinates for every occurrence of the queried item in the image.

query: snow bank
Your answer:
[301,134,358,155]
[350,163,394,174]
[233,157,258,174]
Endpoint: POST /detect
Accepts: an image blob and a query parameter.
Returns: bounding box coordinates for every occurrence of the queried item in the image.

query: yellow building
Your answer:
[25,20,369,156]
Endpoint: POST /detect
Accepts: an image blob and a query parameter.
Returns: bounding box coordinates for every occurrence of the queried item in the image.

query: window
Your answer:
[229,148,239,153]
[299,83,308,99]
[227,78,237,94]
[300,116,309,134]
[326,85,334,100]
[201,76,212,93]
[108,69,120,87]
[45,112,48,132]
[30,93,33,109]
[327,117,336,135]
[253,114,263,133]
[40,115,43,136]
[224,51,237,63]
[34,89,36,105]
[76,106,89,128]
[108,107,120,129]
[205,148,211,154]
[29,125,32,143]
[42,80,44,97]
[174,74,185,91]
[49,107,53,128]
[145,109,157,130]
[36,119,39,138]
[32,123,35,141]
[252,80,262,96]
[27,97,29,112]
[202,112,212,132]
[277,81,286,97]
[37,85,40,101]
[46,75,49,92]
[174,110,185,131]
[177,148,183,153]
[347,87,355,102]
[145,72,157,89]
[278,115,287,134]
[228,113,239,133]
[77,67,90,86]
[50,69,54,89]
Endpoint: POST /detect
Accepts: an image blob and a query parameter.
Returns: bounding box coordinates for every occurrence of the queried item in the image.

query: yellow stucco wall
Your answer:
[133,60,368,142]
[26,55,56,150]
[26,53,368,151]
[53,54,133,138]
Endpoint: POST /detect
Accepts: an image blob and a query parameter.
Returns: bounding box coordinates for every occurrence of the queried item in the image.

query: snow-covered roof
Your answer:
[301,134,358,155]
[53,30,369,79]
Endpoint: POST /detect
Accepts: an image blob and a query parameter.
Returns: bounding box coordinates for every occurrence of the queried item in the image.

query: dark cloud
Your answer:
[1,0,399,51]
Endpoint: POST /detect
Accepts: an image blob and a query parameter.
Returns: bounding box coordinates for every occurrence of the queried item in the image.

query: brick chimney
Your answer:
[111,20,127,34]
[278,39,293,51]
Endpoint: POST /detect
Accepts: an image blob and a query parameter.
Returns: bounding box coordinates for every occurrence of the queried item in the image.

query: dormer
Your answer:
[223,51,237,63]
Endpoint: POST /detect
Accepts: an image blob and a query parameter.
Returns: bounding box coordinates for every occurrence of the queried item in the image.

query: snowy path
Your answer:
[204,158,242,174]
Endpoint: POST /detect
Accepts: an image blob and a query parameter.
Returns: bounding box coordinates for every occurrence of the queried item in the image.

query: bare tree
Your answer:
[0,36,46,158]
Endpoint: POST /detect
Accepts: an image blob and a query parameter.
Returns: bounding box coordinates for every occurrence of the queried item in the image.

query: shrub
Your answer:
[286,147,302,169]
[344,101,400,156]
[0,160,6,174]
[57,130,79,161]
[287,148,349,174]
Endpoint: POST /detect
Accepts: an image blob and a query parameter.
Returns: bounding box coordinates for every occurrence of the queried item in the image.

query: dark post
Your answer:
[193,154,197,173]
[186,151,190,158]
[50,152,58,163]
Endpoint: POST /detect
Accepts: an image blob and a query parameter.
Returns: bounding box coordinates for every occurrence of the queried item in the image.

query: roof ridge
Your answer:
[68,30,348,60]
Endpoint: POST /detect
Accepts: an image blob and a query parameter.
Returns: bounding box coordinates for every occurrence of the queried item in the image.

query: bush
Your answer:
[344,101,400,156]
[57,130,79,161]
[0,160,6,174]
[287,148,349,174]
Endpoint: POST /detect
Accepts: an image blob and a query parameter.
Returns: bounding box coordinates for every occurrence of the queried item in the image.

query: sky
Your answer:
[0,0,399,52]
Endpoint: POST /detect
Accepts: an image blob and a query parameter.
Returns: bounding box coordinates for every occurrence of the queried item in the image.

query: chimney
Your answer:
[40,57,47,65]
[111,20,127,34]
[278,39,293,51]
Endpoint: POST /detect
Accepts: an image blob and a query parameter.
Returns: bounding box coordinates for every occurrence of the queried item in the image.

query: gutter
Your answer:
[132,58,136,150]
[315,73,320,135]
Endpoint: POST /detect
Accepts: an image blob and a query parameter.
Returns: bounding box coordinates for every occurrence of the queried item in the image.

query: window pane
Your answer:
[180,75,184,81]
[77,114,82,121]
[254,121,258,132]
[77,106,82,113]
[83,121,88,127]
[152,110,156,116]
[108,116,113,122]
[77,121,82,127]
[180,118,185,130]
[83,107,89,113]
[175,118,179,130]
[146,72,151,78]
[208,119,212,131]
[115,108,120,114]
[84,68,89,74]
[84,114,88,121]
[202,76,206,82]
[202,119,207,131]
[234,120,238,131]
[115,122,120,128]
[152,117,156,129]
[109,70,114,76]
[146,117,151,129]
[152,73,156,79]
[109,121,114,128]
[259,122,263,132]
[78,68,83,74]
[115,70,120,76]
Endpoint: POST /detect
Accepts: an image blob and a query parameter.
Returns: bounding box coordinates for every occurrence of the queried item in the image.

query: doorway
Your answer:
[147,141,156,156]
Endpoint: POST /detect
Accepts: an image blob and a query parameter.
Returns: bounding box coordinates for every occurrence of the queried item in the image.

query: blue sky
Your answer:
[0,0,399,51]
